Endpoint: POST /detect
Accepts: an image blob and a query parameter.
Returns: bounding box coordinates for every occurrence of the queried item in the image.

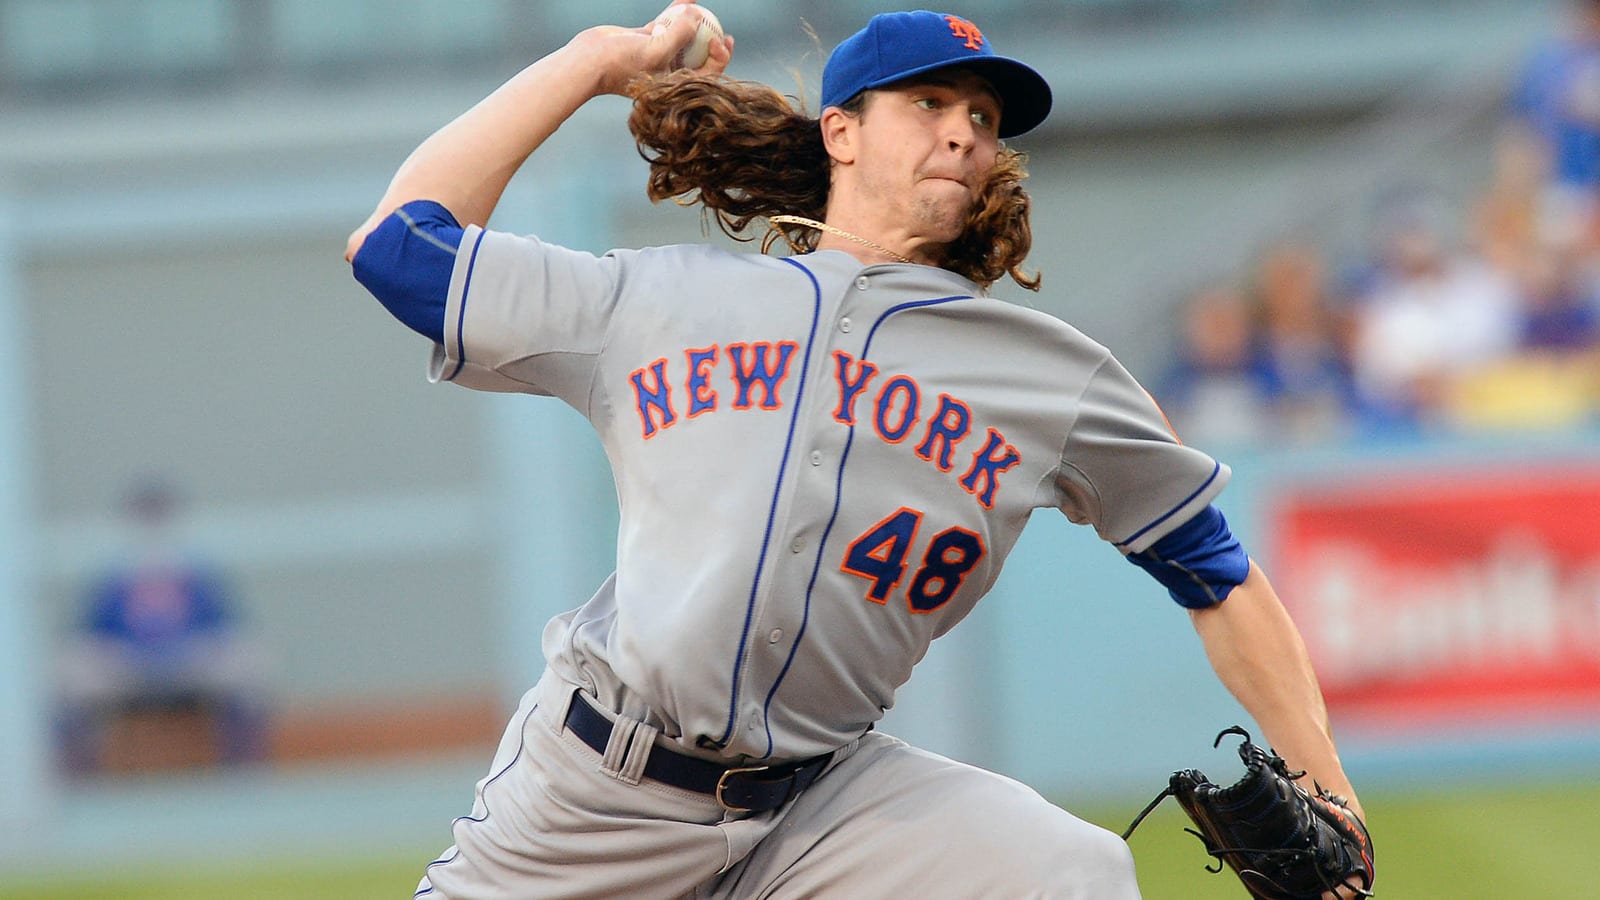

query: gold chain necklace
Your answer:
[769,215,913,264]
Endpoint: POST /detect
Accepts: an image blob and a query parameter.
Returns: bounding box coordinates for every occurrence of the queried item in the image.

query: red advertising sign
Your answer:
[1272,468,1600,731]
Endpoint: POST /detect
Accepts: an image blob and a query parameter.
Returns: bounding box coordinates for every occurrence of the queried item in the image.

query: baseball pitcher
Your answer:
[346,4,1371,897]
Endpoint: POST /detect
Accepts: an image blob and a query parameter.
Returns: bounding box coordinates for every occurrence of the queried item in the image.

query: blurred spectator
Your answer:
[1472,128,1551,286]
[1251,241,1358,442]
[1159,282,1275,446]
[1516,238,1600,352]
[55,478,270,777]
[1347,189,1520,429]
[1448,232,1600,429]
[1508,0,1600,241]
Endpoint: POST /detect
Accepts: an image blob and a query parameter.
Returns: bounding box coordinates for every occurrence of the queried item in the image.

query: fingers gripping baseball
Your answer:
[649,3,727,71]
[588,3,731,95]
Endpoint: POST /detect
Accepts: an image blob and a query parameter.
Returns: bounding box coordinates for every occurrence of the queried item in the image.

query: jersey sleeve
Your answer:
[1053,351,1229,554]
[430,224,624,409]
[1125,503,1250,608]
[350,200,459,343]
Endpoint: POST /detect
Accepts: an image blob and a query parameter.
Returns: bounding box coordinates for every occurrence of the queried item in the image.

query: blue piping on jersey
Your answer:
[446,229,487,383]
[415,700,536,896]
[758,281,973,759]
[1113,459,1222,550]
[715,257,824,749]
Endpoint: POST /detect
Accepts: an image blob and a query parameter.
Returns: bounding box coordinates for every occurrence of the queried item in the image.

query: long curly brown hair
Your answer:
[626,72,1040,291]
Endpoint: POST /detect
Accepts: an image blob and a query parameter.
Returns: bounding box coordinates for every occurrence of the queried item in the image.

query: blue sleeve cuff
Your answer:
[1125,504,1250,609]
[351,200,462,343]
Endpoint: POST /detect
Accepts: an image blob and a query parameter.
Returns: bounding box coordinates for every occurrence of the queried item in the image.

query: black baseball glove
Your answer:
[1122,726,1375,899]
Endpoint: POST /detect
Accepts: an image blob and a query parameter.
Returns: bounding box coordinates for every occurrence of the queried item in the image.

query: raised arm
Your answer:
[1188,560,1363,823]
[343,1,732,262]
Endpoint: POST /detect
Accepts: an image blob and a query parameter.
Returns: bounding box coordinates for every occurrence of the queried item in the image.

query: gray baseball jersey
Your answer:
[435,227,1226,764]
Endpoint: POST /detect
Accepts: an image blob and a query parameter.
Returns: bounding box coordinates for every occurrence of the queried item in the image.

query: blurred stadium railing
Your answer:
[0,0,1544,98]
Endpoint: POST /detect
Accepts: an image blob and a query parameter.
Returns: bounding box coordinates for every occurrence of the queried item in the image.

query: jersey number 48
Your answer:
[840,507,985,614]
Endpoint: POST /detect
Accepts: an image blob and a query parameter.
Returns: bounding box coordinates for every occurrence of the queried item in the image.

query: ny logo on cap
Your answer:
[944,15,984,51]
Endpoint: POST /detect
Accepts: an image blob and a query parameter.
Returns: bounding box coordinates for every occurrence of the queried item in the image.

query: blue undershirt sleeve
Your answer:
[350,199,462,344]
[1125,504,1250,609]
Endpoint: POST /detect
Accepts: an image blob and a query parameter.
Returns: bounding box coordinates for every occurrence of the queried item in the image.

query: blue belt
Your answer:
[564,691,833,813]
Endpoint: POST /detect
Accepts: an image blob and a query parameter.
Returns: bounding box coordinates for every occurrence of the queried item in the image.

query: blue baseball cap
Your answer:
[821,10,1052,139]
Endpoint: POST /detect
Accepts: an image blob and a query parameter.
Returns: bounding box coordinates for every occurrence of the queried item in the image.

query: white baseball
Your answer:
[654,5,723,71]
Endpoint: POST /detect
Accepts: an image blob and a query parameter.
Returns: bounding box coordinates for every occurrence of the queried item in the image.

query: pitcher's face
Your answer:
[845,70,1003,246]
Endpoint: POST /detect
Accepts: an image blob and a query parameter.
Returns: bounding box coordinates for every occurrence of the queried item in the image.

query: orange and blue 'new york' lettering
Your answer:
[874,375,921,443]
[914,394,972,471]
[630,358,675,439]
[959,428,1020,509]
[728,341,798,410]
[629,345,1021,509]
[686,345,719,417]
[832,351,879,425]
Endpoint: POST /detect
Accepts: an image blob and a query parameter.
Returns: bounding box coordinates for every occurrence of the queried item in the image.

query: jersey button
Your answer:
[839,317,852,333]
[809,450,822,466]
[790,537,805,553]
[854,276,870,290]
[768,628,784,644]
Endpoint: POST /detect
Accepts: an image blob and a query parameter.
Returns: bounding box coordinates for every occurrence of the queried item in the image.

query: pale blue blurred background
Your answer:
[1,0,1595,884]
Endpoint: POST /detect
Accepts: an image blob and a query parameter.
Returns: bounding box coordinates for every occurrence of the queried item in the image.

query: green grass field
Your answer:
[1104,778,1598,899]
[4,779,1594,899]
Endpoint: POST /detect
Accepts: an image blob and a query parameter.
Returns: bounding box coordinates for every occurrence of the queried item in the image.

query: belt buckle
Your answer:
[715,765,771,812]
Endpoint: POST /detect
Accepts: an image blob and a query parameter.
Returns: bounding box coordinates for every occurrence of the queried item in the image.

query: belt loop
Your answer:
[620,719,660,785]
[599,713,641,784]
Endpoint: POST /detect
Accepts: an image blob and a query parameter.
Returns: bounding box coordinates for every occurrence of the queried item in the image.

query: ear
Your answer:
[819,106,858,166]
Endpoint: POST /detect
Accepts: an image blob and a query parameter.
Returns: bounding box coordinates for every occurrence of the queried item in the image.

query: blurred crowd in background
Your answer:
[1159,0,1600,447]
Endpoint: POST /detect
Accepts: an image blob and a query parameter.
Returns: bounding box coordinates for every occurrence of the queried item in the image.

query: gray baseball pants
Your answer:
[416,671,1140,899]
